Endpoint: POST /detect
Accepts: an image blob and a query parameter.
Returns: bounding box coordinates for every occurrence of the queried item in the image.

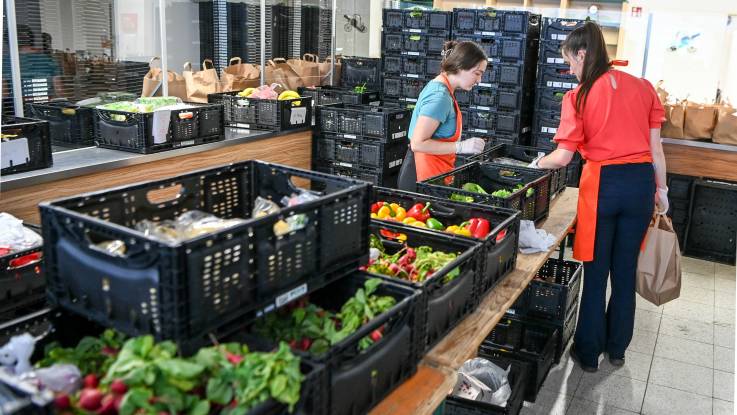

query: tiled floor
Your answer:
[520,256,736,415]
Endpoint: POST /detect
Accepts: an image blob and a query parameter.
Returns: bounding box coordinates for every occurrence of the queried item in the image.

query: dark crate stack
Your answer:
[312,103,411,188]
[531,18,584,150]
[666,174,695,248]
[381,9,453,106]
[452,9,540,147]
[684,179,737,265]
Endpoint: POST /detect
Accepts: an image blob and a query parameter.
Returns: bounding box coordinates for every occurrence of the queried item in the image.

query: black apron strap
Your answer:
[397,149,417,192]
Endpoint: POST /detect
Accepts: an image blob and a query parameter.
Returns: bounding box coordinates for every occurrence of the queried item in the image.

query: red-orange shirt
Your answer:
[553,70,665,162]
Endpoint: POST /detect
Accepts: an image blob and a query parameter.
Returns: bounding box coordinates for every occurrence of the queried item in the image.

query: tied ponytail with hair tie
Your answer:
[439,40,487,74]
[561,21,611,114]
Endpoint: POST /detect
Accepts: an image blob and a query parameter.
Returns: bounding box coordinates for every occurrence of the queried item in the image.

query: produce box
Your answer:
[0,308,325,415]
[364,221,482,351]
[297,85,381,107]
[313,161,400,188]
[1,116,52,175]
[312,133,408,177]
[208,91,312,131]
[444,357,527,415]
[0,224,46,322]
[94,100,225,154]
[28,100,96,146]
[340,57,383,91]
[417,161,552,223]
[39,160,371,355]
[315,103,411,143]
[249,272,423,415]
[371,187,520,296]
[467,142,568,197]
[508,258,582,323]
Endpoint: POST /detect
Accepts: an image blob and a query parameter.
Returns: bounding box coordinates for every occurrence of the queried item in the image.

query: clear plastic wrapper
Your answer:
[253,197,282,218]
[135,210,247,243]
[452,357,511,406]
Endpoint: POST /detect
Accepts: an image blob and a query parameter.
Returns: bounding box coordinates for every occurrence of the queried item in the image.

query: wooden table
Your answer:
[370,188,580,415]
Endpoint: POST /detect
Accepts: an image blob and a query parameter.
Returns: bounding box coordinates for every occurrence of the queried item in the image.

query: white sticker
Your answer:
[275,283,308,308]
[550,127,558,133]
[478,83,491,88]
[555,58,565,64]
[406,51,420,56]
[404,98,418,103]
[563,82,574,89]
[553,81,563,88]
[290,107,307,125]
[476,106,491,111]
[481,31,498,36]
[507,308,516,315]
[1,137,30,169]
[392,131,407,139]
[343,134,357,139]
[152,109,172,144]
[409,29,422,33]
[522,127,531,134]
[338,162,353,168]
[389,159,403,168]
[406,74,420,78]
[234,123,252,129]
[180,140,195,146]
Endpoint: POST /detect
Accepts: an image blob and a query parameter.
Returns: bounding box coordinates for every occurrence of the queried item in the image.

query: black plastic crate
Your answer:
[383,9,404,30]
[540,17,585,42]
[454,35,535,62]
[315,161,400,188]
[95,103,225,154]
[380,99,417,111]
[453,9,477,32]
[531,133,555,151]
[445,357,527,415]
[470,87,525,111]
[383,77,402,98]
[685,180,737,264]
[479,316,558,402]
[249,272,423,415]
[539,41,566,65]
[467,143,568,197]
[667,174,695,200]
[536,87,567,112]
[567,153,584,188]
[341,57,382,90]
[211,91,311,132]
[403,9,429,30]
[508,258,582,323]
[533,110,561,137]
[39,160,371,355]
[372,187,520,296]
[28,100,95,145]
[468,109,527,136]
[428,10,453,32]
[382,32,404,53]
[0,224,46,322]
[418,161,552,223]
[316,103,411,142]
[298,86,381,107]
[366,221,482,351]
[476,10,540,36]
[402,55,427,76]
[1,116,52,175]
[456,89,471,106]
[390,9,452,33]
[484,62,533,87]
[537,65,578,90]
[383,55,403,74]
[313,133,408,175]
[402,78,427,99]
[426,56,443,76]
[670,199,690,224]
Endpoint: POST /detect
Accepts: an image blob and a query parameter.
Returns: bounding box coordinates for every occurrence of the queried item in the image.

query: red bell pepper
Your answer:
[467,218,491,239]
[371,201,385,214]
[407,202,431,222]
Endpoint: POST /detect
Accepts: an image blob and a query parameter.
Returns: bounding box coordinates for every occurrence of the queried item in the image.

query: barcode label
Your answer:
[478,83,491,88]
[476,106,490,111]
[276,283,308,307]
[343,134,357,139]
[481,31,498,36]
[389,159,403,168]
[406,74,420,78]
[337,162,353,168]
[406,51,420,56]
[393,131,407,139]
[408,29,422,33]
[552,81,563,88]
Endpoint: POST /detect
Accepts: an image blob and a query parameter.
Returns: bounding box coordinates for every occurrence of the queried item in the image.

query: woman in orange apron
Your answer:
[397,41,488,192]
[530,22,669,372]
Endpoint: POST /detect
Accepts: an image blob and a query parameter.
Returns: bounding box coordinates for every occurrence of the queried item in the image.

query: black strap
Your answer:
[397,149,417,192]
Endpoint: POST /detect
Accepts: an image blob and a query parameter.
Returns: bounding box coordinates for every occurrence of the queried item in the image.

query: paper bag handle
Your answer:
[302,53,318,62]
[202,59,215,69]
[149,57,160,68]
[183,61,192,72]
[229,57,242,65]
[272,57,288,64]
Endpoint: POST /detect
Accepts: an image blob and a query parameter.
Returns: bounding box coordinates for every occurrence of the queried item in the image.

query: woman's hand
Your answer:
[655,186,669,215]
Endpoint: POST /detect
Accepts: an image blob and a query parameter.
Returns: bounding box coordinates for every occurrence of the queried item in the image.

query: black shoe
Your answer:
[570,346,598,373]
[608,354,625,367]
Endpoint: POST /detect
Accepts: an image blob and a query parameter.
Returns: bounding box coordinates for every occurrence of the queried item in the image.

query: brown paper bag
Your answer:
[264,58,304,90]
[713,104,737,145]
[142,57,187,100]
[655,80,669,104]
[636,215,681,306]
[318,55,342,86]
[182,59,221,103]
[288,54,321,87]
[661,101,686,139]
[220,57,261,92]
[684,103,718,140]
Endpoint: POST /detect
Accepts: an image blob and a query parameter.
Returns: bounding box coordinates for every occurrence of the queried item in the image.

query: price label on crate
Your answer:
[406,74,420,78]
[408,29,422,33]
[405,51,421,56]
[547,58,565,64]
[275,283,308,308]
[392,131,407,139]
[1,137,30,169]
[342,133,358,139]
[389,158,403,169]
[478,83,492,88]
[290,107,307,125]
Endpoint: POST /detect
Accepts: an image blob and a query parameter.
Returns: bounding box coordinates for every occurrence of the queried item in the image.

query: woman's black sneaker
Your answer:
[570,346,598,373]
[608,354,625,367]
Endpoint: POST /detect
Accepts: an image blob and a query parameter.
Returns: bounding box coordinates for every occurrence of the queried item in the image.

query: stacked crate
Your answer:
[313,103,412,187]
[666,174,695,248]
[381,9,453,106]
[451,8,541,146]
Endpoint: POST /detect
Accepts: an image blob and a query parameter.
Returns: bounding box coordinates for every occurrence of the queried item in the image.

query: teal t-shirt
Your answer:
[408,80,457,140]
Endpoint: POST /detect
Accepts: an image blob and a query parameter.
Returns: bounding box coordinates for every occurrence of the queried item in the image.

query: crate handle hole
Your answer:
[146,184,184,205]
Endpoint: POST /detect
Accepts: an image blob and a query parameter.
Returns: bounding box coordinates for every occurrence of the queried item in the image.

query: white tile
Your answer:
[628,328,658,355]
[715,263,736,280]
[574,372,647,413]
[634,309,662,333]
[682,257,716,276]
[678,285,714,305]
[714,324,736,349]
[715,289,736,310]
[714,346,735,373]
[715,277,736,293]
[641,383,712,415]
[636,295,664,313]
[714,370,734,402]
[681,271,715,291]
[654,333,714,368]
[565,397,638,415]
[541,353,583,396]
[658,316,713,344]
[598,350,653,382]
[649,356,713,397]
[662,298,714,324]
[713,398,734,415]
[520,389,570,415]
[714,307,736,326]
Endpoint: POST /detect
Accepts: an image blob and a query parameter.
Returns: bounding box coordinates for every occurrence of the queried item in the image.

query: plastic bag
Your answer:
[280,190,320,207]
[452,357,511,406]
[0,333,36,375]
[32,364,82,394]
[253,197,281,218]
[135,210,247,243]
[0,212,43,254]
[518,220,556,254]
[95,240,127,257]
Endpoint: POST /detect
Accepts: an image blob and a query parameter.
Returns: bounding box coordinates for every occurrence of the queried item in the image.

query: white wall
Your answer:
[335,0,372,57]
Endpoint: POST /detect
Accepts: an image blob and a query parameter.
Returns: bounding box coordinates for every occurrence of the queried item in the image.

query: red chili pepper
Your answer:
[407,202,431,222]
[371,201,384,214]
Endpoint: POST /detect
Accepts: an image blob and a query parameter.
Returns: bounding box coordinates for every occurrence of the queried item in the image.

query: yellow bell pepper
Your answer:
[456,228,472,237]
[410,221,427,228]
[402,217,416,225]
[446,225,459,233]
[394,206,407,221]
[370,213,378,219]
[390,203,401,212]
[377,205,392,219]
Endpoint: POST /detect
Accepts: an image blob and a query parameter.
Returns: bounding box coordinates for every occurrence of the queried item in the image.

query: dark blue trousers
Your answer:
[573,163,655,367]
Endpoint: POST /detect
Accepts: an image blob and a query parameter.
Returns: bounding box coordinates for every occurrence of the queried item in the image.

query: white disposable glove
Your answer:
[455,137,485,154]
[655,186,669,215]
[527,153,545,169]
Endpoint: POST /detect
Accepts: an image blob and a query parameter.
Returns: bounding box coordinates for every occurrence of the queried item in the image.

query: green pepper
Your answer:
[450,193,474,203]
[425,218,444,230]
[462,182,488,195]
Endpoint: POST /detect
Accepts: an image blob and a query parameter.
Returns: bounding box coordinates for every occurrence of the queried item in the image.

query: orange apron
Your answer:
[415,73,463,182]
[573,154,654,262]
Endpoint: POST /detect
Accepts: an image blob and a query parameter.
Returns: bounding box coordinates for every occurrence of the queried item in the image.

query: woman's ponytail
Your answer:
[561,21,611,113]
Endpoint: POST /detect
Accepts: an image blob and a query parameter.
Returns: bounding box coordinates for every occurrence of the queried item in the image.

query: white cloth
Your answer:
[518,220,556,254]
